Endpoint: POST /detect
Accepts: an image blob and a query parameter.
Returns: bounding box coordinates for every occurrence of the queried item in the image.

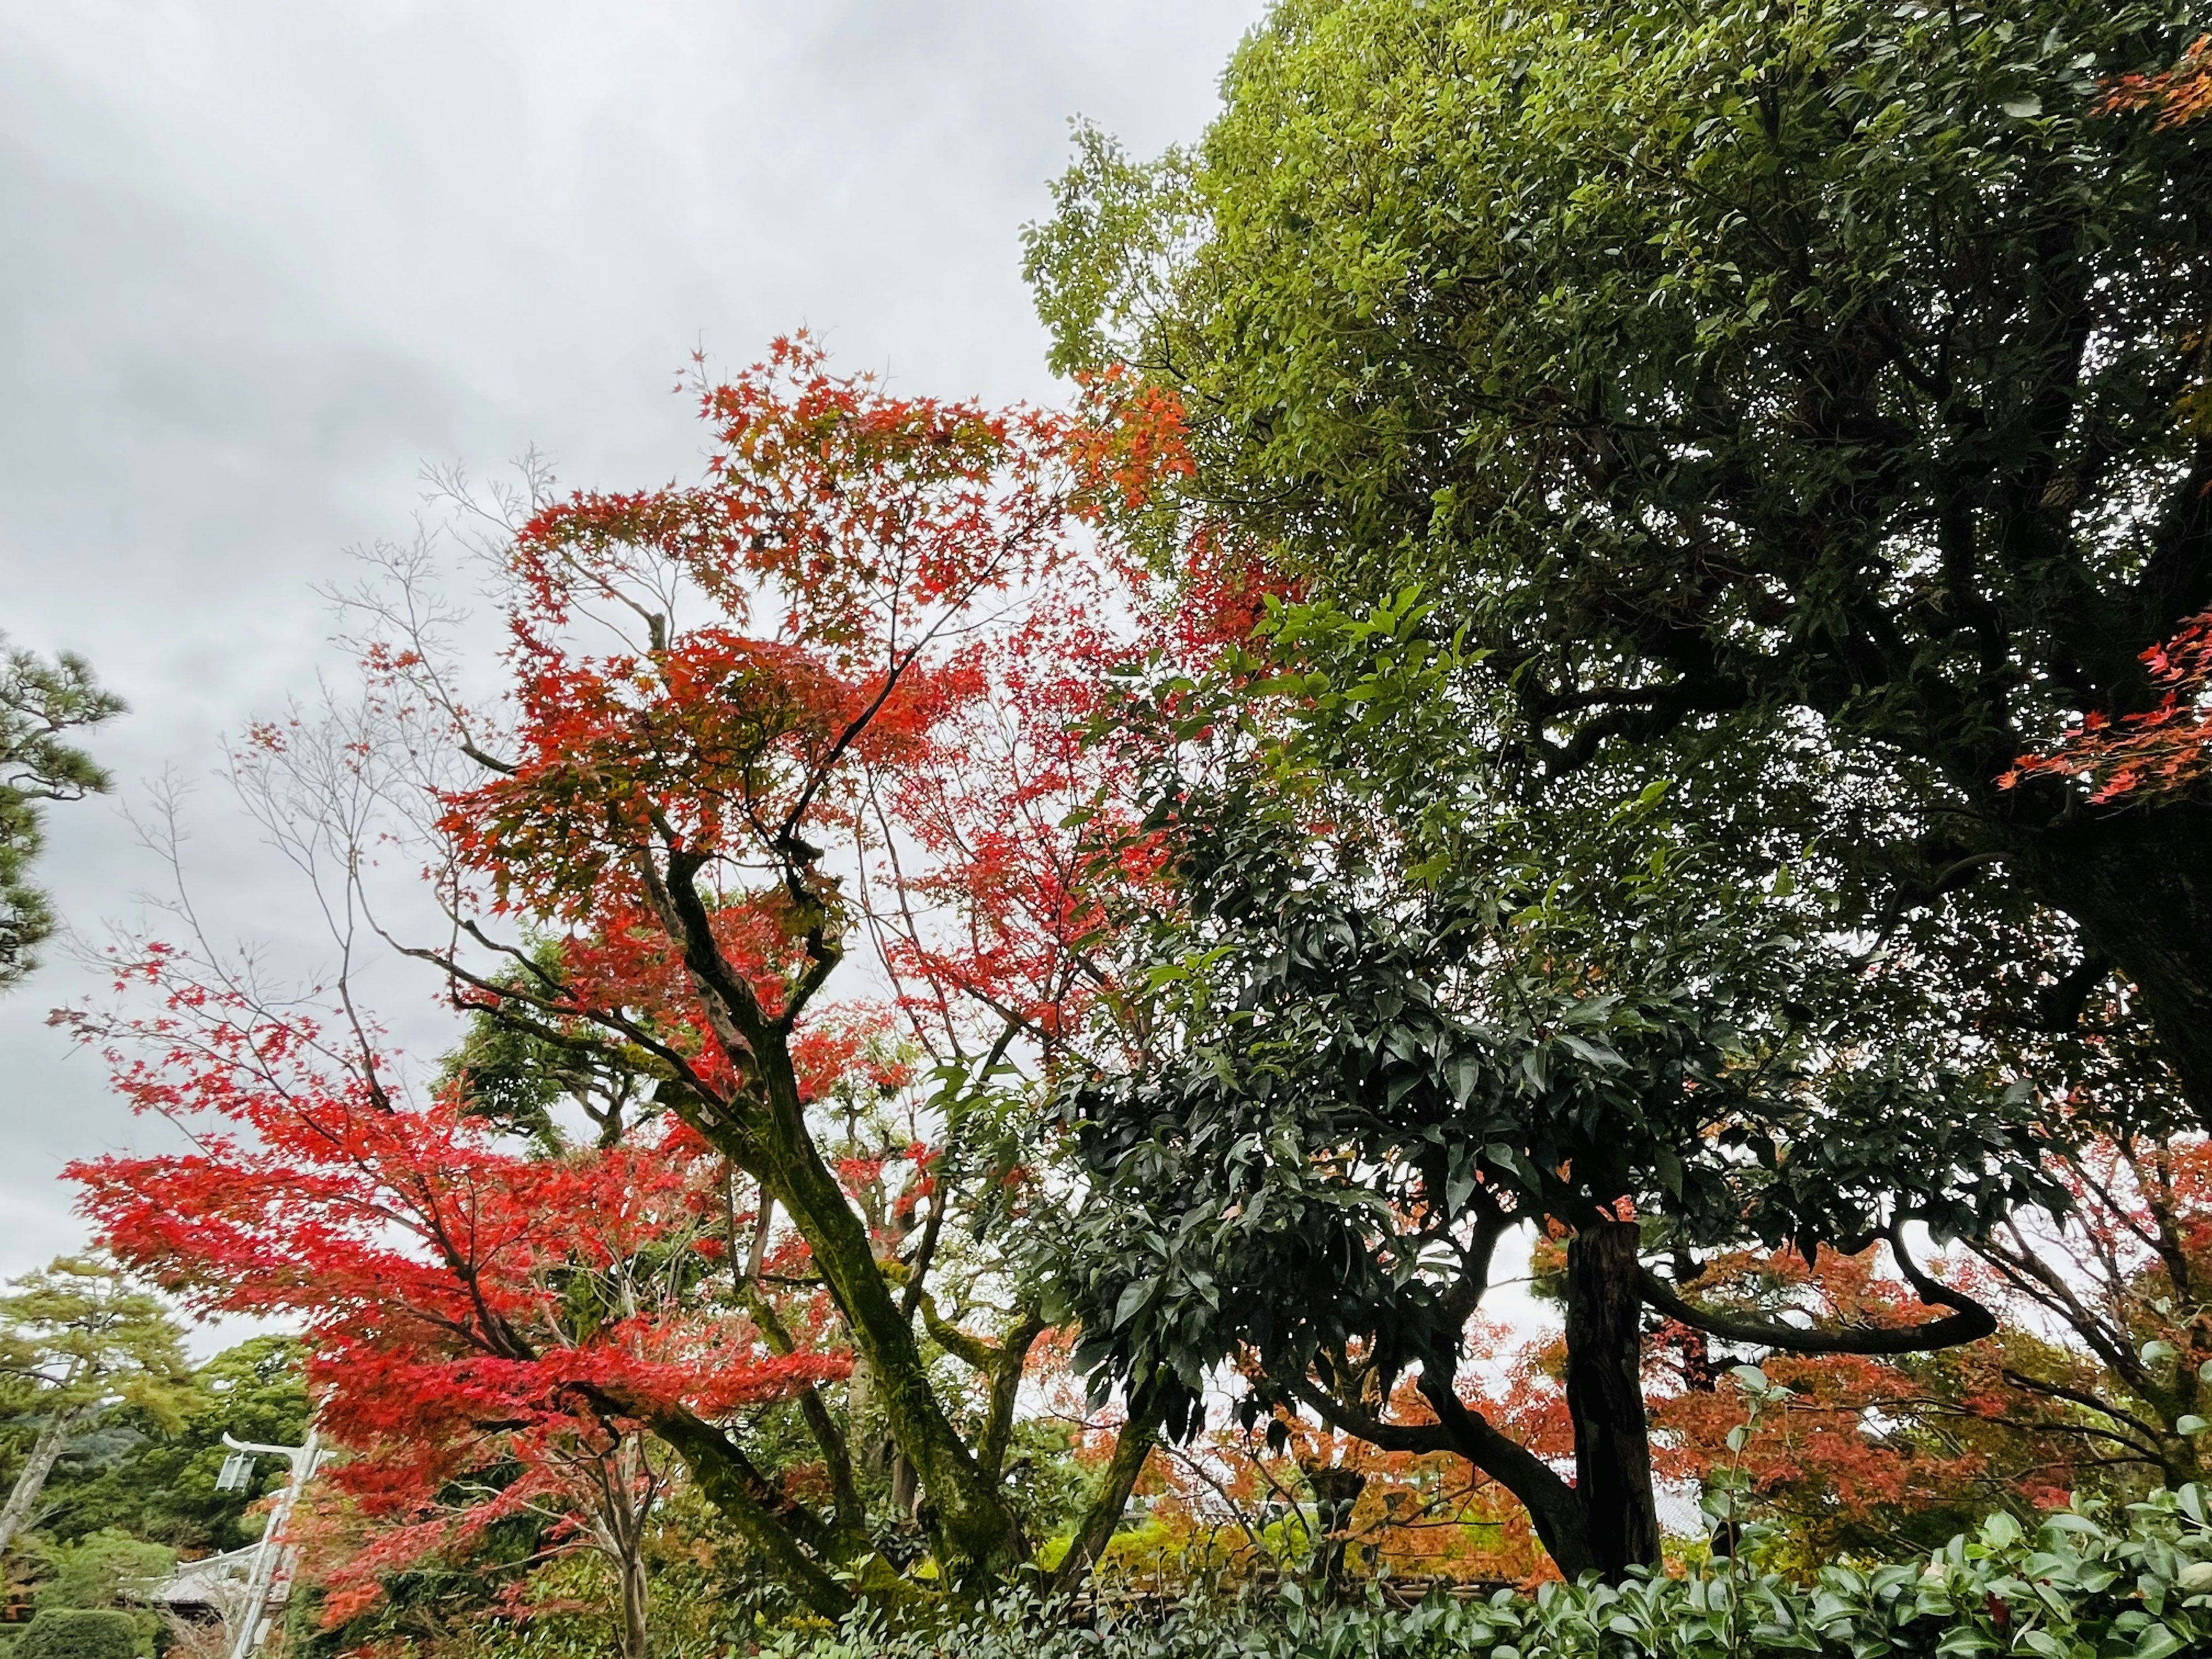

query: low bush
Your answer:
[12,1611,141,1659]
[767,1487,2212,1659]
[29,1531,175,1616]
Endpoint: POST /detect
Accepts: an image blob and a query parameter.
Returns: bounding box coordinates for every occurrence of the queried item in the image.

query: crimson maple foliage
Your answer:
[62,951,835,1659]
[65,337,1210,1623]
[2003,609,2212,805]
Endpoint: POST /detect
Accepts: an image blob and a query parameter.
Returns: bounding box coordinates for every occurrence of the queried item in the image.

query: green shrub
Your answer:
[766,1487,2212,1659]
[31,1531,175,1613]
[12,1611,141,1659]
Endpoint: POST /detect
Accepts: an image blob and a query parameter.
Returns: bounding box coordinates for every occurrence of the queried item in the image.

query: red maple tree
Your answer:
[60,337,1217,1627]
[62,946,838,1659]
[2002,610,2212,805]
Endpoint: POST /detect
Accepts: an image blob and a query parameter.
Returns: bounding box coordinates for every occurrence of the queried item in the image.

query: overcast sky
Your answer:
[0,0,1266,1280]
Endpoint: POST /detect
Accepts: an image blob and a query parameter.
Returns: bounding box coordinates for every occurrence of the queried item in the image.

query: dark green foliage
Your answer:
[1048,594,2074,1577]
[763,1489,2212,1658]
[1029,0,2212,1125]
[26,1531,171,1615]
[0,642,123,989]
[440,944,661,1153]
[12,1610,139,1659]
[28,1338,309,1554]
[1059,597,2056,1427]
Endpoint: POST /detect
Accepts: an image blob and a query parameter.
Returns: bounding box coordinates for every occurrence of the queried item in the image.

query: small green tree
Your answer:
[28,1529,174,1615]
[0,641,124,988]
[0,1259,195,1559]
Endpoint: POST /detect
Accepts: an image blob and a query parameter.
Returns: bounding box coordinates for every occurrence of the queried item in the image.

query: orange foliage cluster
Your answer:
[2002,609,2212,805]
[2096,35,2212,130]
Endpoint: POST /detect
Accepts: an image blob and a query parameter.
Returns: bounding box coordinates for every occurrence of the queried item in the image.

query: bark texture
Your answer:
[1565,1220,1660,1579]
[0,1407,81,1558]
[2013,801,2212,1130]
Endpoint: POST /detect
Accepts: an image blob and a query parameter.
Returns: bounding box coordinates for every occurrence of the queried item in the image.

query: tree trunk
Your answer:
[1563,1221,1660,1580]
[618,1546,650,1659]
[591,1440,654,1659]
[643,1405,856,1621]
[738,1060,1022,1582]
[1301,1463,1368,1592]
[654,860,1025,1586]
[0,1406,82,1557]
[2013,801,2212,1132]
[1047,1387,1165,1594]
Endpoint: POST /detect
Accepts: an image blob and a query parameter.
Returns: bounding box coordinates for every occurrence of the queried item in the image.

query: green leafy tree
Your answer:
[0,1259,195,1559]
[1028,0,2212,1128]
[12,1609,142,1659]
[1055,599,2059,1580]
[32,1337,310,1554]
[26,1529,174,1615]
[0,641,124,988]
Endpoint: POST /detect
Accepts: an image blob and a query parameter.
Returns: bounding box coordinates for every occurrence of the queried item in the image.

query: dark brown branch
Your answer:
[585,1391,854,1621]
[1998,1368,2169,1450]
[1638,1231,1995,1357]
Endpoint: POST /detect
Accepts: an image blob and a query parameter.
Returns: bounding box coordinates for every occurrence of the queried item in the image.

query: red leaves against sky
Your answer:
[67,971,842,1427]
[444,331,1085,922]
[59,964,839,1619]
[61,341,1272,1616]
[420,339,1248,1069]
[426,339,1220,1051]
[874,598,1149,1050]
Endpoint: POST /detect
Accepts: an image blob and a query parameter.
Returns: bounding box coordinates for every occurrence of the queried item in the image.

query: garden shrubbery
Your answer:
[767,1489,2212,1659]
[10,1611,142,1659]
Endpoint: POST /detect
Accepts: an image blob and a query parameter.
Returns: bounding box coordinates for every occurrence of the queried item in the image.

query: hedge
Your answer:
[769,1486,2212,1659]
[11,1611,141,1659]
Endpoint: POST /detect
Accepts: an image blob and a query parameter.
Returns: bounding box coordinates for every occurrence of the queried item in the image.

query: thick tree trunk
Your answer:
[643,1404,857,1620]
[2013,801,2212,1131]
[0,1406,81,1558]
[653,855,1026,1586]
[729,1057,1025,1583]
[1563,1221,1660,1580]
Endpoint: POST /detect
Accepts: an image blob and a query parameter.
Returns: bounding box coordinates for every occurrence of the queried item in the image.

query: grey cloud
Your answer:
[0,0,1261,1273]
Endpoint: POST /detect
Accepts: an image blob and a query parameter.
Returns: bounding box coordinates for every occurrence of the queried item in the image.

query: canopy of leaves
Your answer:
[1028,0,2212,1124]
[27,1337,311,1554]
[1055,598,2058,1429]
[0,1258,195,1427]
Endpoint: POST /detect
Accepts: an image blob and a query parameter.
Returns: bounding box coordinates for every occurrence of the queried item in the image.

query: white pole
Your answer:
[224,1430,320,1659]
